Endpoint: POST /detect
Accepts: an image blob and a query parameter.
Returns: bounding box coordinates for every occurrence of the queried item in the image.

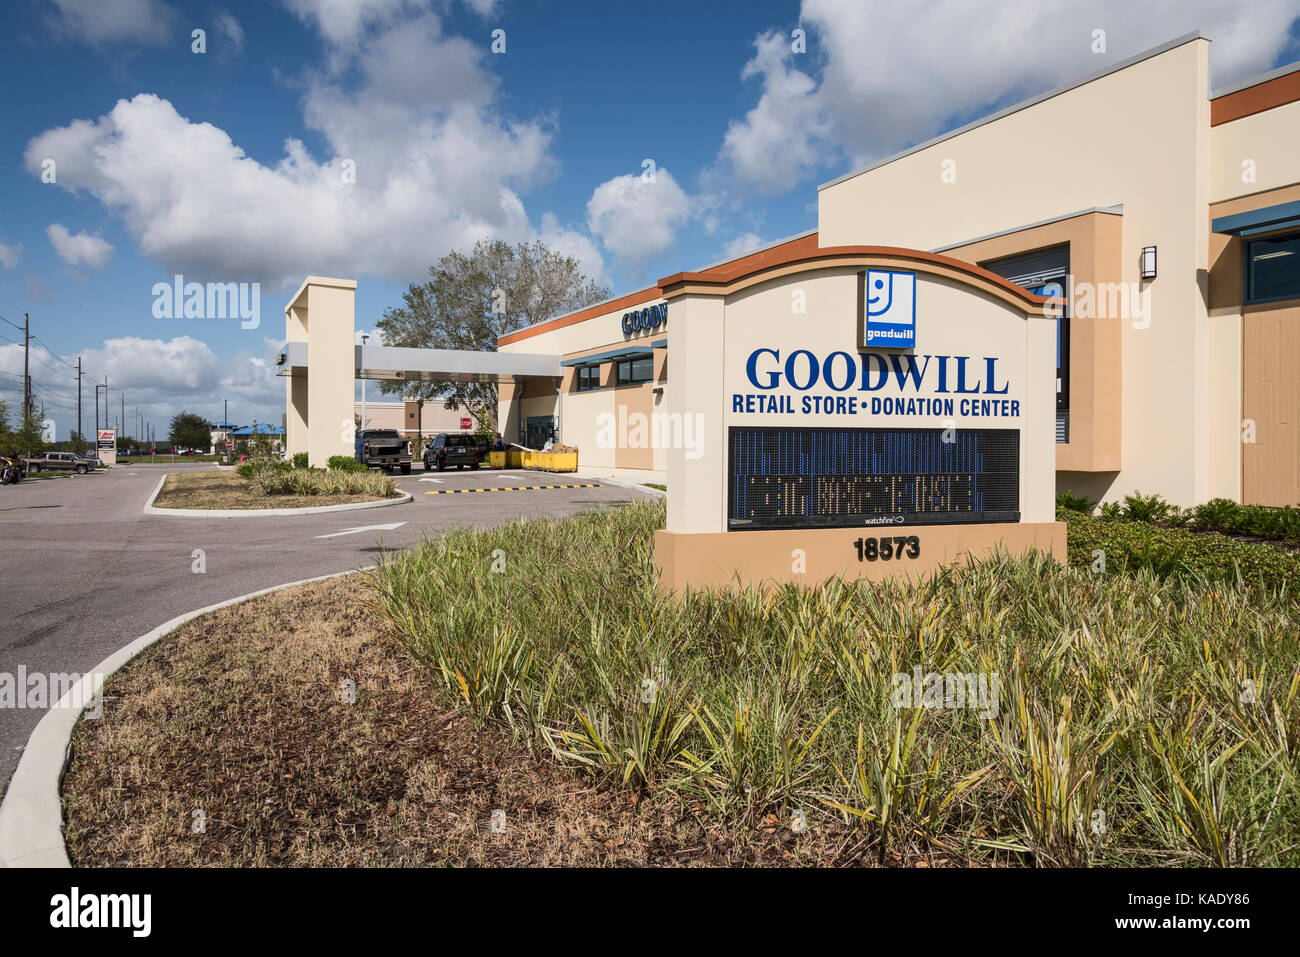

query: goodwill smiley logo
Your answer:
[863,269,916,349]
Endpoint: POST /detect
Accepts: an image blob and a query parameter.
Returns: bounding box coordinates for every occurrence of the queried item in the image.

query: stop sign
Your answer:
[460,417,472,430]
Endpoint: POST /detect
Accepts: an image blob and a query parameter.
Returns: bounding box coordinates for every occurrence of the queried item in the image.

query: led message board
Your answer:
[728,426,1019,530]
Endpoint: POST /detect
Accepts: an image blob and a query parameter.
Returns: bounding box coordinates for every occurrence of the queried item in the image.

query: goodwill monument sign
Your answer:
[654,246,1066,591]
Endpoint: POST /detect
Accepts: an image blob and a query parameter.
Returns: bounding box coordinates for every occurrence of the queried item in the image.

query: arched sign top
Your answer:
[659,239,1051,315]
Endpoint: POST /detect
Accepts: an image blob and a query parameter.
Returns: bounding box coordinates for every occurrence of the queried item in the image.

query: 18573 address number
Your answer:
[852,535,920,562]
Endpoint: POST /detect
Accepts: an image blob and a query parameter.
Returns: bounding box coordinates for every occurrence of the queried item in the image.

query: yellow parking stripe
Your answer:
[423,483,603,494]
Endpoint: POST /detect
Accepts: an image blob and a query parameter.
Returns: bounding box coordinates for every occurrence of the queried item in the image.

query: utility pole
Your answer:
[22,313,30,417]
[121,393,125,442]
[76,357,83,445]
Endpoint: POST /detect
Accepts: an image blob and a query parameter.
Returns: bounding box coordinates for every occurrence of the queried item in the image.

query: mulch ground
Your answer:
[63,576,968,867]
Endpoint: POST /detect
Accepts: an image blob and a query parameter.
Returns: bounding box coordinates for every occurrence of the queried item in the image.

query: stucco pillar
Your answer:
[283,277,357,467]
[664,294,725,533]
[1024,314,1058,523]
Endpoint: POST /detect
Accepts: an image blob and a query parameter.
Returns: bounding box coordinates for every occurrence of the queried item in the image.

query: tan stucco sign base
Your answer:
[654,522,1065,592]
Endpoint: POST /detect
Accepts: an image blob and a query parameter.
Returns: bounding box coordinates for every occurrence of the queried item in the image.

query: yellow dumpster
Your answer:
[520,451,578,472]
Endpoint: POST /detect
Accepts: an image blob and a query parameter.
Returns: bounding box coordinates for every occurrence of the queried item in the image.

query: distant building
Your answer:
[355,399,477,449]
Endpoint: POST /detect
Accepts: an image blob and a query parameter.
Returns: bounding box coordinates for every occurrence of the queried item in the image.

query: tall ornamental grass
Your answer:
[252,465,397,497]
[367,500,1300,866]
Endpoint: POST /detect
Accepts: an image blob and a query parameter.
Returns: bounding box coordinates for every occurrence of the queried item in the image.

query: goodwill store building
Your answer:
[497,31,1300,511]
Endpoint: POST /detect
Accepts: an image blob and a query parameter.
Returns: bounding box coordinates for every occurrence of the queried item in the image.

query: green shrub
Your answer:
[1055,490,1096,514]
[1191,498,1241,534]
[327,455,367,473]
[1059,509,1300,587]
[1099,501,1123,520]
[291,452,309,470]
[1121,490,1176,523]
[1186,498,1300,542]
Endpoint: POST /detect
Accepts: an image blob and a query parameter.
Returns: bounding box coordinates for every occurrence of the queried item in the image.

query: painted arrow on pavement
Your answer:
[314,522,407,539]
[417,477,444,483]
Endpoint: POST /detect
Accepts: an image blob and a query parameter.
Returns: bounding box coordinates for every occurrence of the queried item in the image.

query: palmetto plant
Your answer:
[367,500,1300,866]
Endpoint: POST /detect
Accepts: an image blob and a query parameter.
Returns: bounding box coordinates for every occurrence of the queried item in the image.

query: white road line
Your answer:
[313,521,406,539]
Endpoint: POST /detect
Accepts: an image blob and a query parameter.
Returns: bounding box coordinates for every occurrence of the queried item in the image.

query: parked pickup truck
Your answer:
[354,429,412,474]
[22,451,101,474]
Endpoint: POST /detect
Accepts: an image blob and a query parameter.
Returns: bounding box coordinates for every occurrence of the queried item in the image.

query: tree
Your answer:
[11,403,47,458]
[169,411,211,450]
[376,239,609,429]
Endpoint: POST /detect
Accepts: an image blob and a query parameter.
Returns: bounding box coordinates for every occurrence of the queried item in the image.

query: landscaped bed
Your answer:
[150,469,401,510]
[64,501,1300,866]
[63,575,846,867]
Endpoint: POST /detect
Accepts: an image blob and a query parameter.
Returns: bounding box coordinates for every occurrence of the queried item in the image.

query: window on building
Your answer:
[1246,232,1300,304]
[616,355,654,385]
[980,244,1071,443]
[576,365,601,391]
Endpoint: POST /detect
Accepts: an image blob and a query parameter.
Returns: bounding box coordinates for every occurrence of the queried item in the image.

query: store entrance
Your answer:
[524,415,556,449]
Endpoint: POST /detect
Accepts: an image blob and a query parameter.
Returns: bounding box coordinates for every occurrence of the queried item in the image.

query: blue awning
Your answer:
[560,345,654,367]
[651,338,667,349]
[1212,200,1300,237]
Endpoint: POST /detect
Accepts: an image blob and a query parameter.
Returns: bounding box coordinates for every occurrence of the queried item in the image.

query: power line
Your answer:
[31,336,78,371]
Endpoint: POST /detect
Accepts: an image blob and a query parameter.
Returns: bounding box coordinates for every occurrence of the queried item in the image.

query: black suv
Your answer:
[423,433,488,471]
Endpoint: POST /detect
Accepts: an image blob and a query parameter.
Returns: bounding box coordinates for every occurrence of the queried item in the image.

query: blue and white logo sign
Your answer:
[863,270,916,349]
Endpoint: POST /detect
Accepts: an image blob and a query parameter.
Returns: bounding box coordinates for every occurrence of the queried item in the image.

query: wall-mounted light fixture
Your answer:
[1140,245,1157,280]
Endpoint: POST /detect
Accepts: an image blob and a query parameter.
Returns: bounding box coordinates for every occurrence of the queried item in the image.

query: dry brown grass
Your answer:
[63,576,938,867]
[151,471,399,510]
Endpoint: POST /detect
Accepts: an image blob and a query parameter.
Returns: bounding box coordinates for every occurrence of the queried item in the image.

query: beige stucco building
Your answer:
[498,32,1300,509]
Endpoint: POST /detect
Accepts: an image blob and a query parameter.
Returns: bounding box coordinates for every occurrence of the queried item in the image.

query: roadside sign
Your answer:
[460,417,472,430]
[96,429,117,466]
[225,440,233,449]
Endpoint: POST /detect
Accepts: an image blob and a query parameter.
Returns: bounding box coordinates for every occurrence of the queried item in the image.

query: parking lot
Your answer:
[0,463,653,790]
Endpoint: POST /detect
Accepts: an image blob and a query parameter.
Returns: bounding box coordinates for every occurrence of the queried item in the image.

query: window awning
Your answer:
[1212,200,1300,237]
[651,338,667,349]
[560,345,654,367]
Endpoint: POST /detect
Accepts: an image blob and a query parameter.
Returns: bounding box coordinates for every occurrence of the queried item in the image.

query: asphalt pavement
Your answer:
[0,463,652,790]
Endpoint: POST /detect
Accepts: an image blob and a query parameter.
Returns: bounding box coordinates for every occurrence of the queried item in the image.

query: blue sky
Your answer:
[1,0,1297,437]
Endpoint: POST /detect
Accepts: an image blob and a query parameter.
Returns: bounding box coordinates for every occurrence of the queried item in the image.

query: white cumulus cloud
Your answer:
[715,0,1300,196]
[722,232,766,260]
[46,224,115,267]
[24,8,556,289]
[586,169,692,265]
[0,335,288,435]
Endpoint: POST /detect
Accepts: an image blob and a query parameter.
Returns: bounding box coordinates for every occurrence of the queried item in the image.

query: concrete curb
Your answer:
[142,473,412,517]
[0,567,370,869]
[574,473,665,498]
